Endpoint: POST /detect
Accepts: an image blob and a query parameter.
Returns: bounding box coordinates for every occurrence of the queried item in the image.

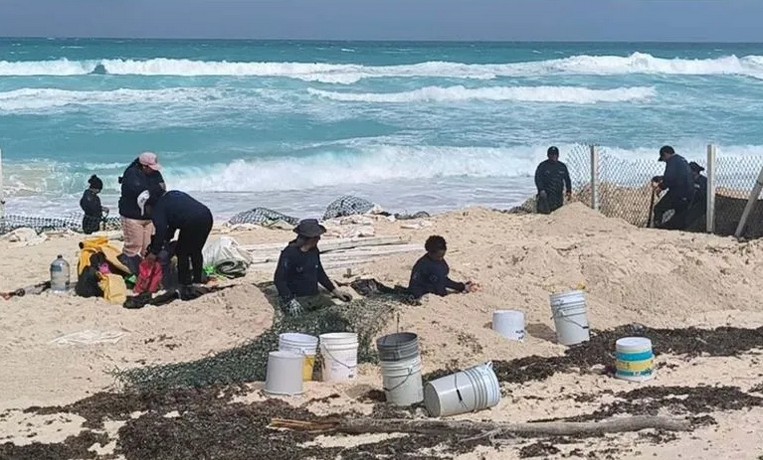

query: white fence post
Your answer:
[590,144,600,211]
[0,147,4,225]
[734,167,763,239]
[706,144,716,233]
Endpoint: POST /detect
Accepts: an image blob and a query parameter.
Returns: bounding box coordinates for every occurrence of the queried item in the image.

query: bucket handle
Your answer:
[551,314,590,330]
[382,366,416,392]
[321,345,356,370]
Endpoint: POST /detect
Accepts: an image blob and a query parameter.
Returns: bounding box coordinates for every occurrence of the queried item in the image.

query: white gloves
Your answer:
[332,288,353,302]
[286,298,303,316]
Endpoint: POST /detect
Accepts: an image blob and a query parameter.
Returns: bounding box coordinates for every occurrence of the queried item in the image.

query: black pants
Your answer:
[82,215,101,234]
[537,191,563,215]
[176,211,213,286]
[684,198,707,231]
[653,192,690,230]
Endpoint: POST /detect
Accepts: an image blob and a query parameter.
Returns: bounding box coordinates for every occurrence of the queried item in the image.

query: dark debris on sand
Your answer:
[9,324,763,460]
[477,324,763,385]
[519,441,561,458]
[0,431,109,460]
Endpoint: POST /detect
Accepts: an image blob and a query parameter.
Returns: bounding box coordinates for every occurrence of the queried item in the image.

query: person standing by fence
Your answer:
[80,175,108,234]
[651,146,694,230]
[534,146,572,214]
[684,161,708,229]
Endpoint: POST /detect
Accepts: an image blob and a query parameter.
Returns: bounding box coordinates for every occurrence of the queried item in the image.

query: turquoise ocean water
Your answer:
[1,39,763,219]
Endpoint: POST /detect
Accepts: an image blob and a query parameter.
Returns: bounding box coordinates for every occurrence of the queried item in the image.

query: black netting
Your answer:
[322,196,377,220]
[116,288,416,392]
[0,213,121,235]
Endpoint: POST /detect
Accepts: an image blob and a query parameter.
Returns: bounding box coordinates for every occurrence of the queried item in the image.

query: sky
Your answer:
[1,0,762,42]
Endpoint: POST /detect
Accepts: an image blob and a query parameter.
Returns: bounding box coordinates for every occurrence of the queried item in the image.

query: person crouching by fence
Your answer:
[651,146,694,230]
[118,152,166,260]
[273,219,353,317]
[80,175,109,234]
[534,146,572,214]
[408,235,478,299]
[141,187,213,299]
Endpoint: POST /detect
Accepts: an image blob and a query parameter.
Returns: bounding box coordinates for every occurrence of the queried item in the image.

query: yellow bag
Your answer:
[98,274,127,305]
[79,236,131,276]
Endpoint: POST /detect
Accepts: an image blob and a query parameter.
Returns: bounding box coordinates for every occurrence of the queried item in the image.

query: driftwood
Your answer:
[269,416,691,438]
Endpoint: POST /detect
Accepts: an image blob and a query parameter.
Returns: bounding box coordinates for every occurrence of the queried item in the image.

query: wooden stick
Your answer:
[241,236,408,253]
[249,244,420,264]
[270,416,691,437]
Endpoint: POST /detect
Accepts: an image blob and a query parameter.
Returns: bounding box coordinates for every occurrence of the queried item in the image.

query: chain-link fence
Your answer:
[566,145,763,238]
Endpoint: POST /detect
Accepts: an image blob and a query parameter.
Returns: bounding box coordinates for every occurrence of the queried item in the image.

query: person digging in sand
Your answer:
[651,145,694,230]
[273,219,353,316]
[408,235,478,299]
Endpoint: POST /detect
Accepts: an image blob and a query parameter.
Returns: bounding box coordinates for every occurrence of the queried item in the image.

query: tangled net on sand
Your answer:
[117,289,415,392]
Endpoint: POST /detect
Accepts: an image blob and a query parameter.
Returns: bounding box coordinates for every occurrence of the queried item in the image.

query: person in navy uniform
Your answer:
[273,219,353,316]
[408,235,477,299]
[651,146,694,230]
[684,161,708,230]
[534,146,572,214]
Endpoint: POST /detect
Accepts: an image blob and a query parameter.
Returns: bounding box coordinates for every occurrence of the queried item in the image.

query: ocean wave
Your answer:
[168,144,550,192]
[5,143,763,197]
[1,52,763,82]
[0,87,224,111]
[308,85,656,104]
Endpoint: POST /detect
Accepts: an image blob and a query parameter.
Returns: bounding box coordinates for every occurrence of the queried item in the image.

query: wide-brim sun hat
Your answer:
[293,219,327,238]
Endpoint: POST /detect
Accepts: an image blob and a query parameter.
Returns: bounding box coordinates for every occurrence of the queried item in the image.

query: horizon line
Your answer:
[1,36,763,45]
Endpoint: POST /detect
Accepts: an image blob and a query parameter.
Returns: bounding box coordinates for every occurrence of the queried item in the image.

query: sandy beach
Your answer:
[2,202,763,459]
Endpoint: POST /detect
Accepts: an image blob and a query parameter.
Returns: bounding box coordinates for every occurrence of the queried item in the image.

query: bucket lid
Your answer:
[616,337,652,351]
[279,332,319,343]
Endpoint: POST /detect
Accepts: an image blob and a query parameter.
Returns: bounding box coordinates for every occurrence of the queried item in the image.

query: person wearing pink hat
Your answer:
[118,152,166,261]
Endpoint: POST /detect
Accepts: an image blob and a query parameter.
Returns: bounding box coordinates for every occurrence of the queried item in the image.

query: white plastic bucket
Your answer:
[615,337,655,383]
[423,362,501,417]
[279,333,319,381]
[550,290,585,307]
[380,355,424,406]
[492,310,526,341]
[319,332,359,382]
[264,351,305,396]
[550,291,590,346]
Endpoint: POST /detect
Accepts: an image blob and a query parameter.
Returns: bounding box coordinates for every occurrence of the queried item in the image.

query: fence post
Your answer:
[705,144,716,233]
[590,144,600,211]
[735,166,763,238]
[0,147,4,226]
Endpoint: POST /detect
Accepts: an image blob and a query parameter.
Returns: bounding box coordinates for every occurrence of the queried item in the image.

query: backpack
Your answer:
[75,253,105,298]
[134,259,163,295]
[78,236,131,276]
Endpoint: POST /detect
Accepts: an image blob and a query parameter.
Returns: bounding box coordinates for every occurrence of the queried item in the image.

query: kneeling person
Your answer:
[142,188,213,294]
[408,235,476,299]
[274,219,352,316]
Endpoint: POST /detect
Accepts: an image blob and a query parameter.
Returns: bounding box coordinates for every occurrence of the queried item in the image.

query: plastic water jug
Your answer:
[50,255,70,293]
